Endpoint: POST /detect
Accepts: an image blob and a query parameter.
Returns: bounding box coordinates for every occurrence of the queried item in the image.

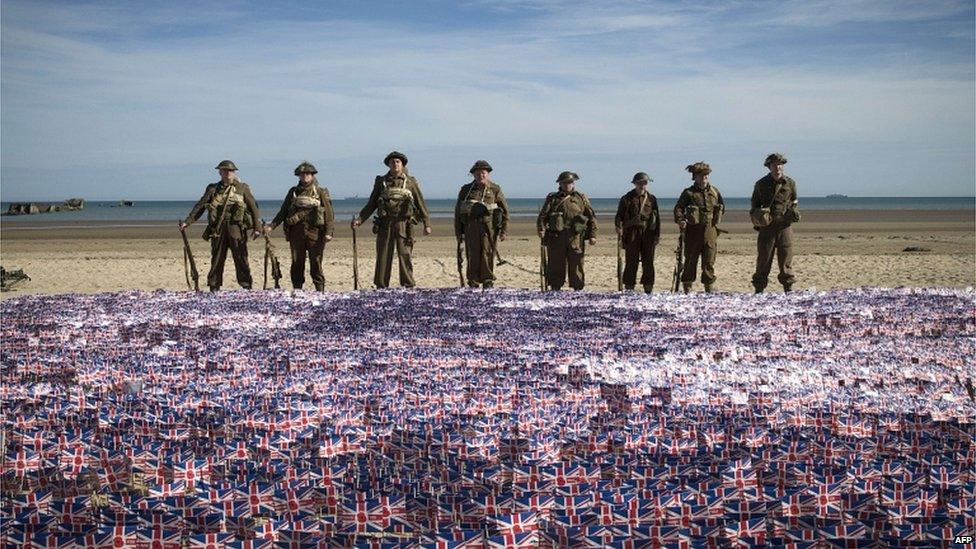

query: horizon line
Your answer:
[3,195,975,202]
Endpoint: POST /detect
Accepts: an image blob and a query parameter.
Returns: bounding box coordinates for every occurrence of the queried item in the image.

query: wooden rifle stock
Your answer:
[671,229,685,293]
[352,217,360,290]
[616,234,623,291]
[179,222,200,292]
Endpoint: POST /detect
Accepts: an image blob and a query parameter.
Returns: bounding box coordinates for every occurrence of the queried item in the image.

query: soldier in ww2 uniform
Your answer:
[351,151,431,288]
[750,152,799,293]
[266,162,335,291]
[674,162,725,293]
[615,172,661,293]
[181,160,261,292]
[455,160,510,288]
[537,171,597,291]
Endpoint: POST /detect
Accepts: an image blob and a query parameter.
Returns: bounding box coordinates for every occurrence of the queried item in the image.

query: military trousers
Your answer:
[374,219,415,289]
[752,224,795,291]
[207,226,252,290]
[545,230,585,291]
[622,230,657,290]
[681,224,717,286]
[287,225,327,290]
[463,221,496,287]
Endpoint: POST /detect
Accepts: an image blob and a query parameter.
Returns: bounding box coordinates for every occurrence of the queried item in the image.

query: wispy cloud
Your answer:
[1,0,973,200]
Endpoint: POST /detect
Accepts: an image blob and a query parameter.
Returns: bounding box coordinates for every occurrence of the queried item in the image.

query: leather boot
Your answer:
[704,284,714,293]
[682,283,692,294]
[643,285,653,294]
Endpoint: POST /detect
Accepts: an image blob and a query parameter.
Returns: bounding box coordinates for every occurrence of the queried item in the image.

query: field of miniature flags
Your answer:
[1,288,974,548]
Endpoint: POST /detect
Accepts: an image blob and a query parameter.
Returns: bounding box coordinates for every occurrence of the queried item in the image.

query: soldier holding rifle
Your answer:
[181,160,261,292]
[350,151,432,289]
[454,160,510,289]
[265,162,335,291]
[614,172,660,293]
[673,162,725,294]
[537,171,597,291]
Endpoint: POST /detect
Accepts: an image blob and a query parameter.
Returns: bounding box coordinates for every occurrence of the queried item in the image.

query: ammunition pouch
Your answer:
[286,212,305,227]
[788,207,801,224]
[546,211,565,232]
[684,205,702,226]
[470,201,491,218]
[312,206,326,227]
[379,186,414,221]
[623,211,656,230]
[460,201,495,227]
[231,206,247,225]
[571,214,589,235]
[750,207,773,228]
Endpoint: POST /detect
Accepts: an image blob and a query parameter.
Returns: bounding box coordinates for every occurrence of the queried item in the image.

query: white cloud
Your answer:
[1,0,973,199]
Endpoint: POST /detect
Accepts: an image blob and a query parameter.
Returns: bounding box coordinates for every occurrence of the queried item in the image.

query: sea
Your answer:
[0,197,972,227]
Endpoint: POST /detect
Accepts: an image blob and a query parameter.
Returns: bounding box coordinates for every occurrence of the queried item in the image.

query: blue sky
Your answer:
[2,0,973,201]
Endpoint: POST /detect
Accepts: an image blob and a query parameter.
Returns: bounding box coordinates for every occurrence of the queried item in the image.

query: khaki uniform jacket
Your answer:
[184,179,260,232]
[271,182,336,238]
[454,181,510,237]
[673,184,724,227]
[751,175,797,222]
[537,190,598,240]
[614,189,660,243]
[357,172,431,227]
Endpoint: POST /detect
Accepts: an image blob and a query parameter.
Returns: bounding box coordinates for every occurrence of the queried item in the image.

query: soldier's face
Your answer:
[472,169,489,185]
[560,181,575,193]
[635,182,648,193]
[768,163,784,180]
[693,173,708,188]
[219,169,235,182]
[388,158,404,175]
[299,173,314,185]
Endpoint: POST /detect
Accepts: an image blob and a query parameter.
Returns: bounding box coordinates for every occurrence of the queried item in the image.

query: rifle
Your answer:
[260,219,282,289]
[539,237,549,291]
[456,237,466,287]
[179,221,200,292]
[580,238,587,287]
[616,234,623,291]
[489,226,507,267]
[671,228,685,293]
[351,216,360,290]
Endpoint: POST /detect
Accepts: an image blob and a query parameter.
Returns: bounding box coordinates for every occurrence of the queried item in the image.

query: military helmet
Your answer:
[294,161,318,176]
[764,152,788,167]
[384,150,408,167]
[215,160,238,171]
[632,172,653,184]
[556,171,580,184]
[686,161,711,176]
[469,159,493,173]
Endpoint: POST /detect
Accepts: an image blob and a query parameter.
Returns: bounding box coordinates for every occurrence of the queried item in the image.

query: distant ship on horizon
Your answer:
[825,194,849,199]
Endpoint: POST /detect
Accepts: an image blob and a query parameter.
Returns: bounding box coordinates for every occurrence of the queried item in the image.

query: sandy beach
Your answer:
[1,209,973,298]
